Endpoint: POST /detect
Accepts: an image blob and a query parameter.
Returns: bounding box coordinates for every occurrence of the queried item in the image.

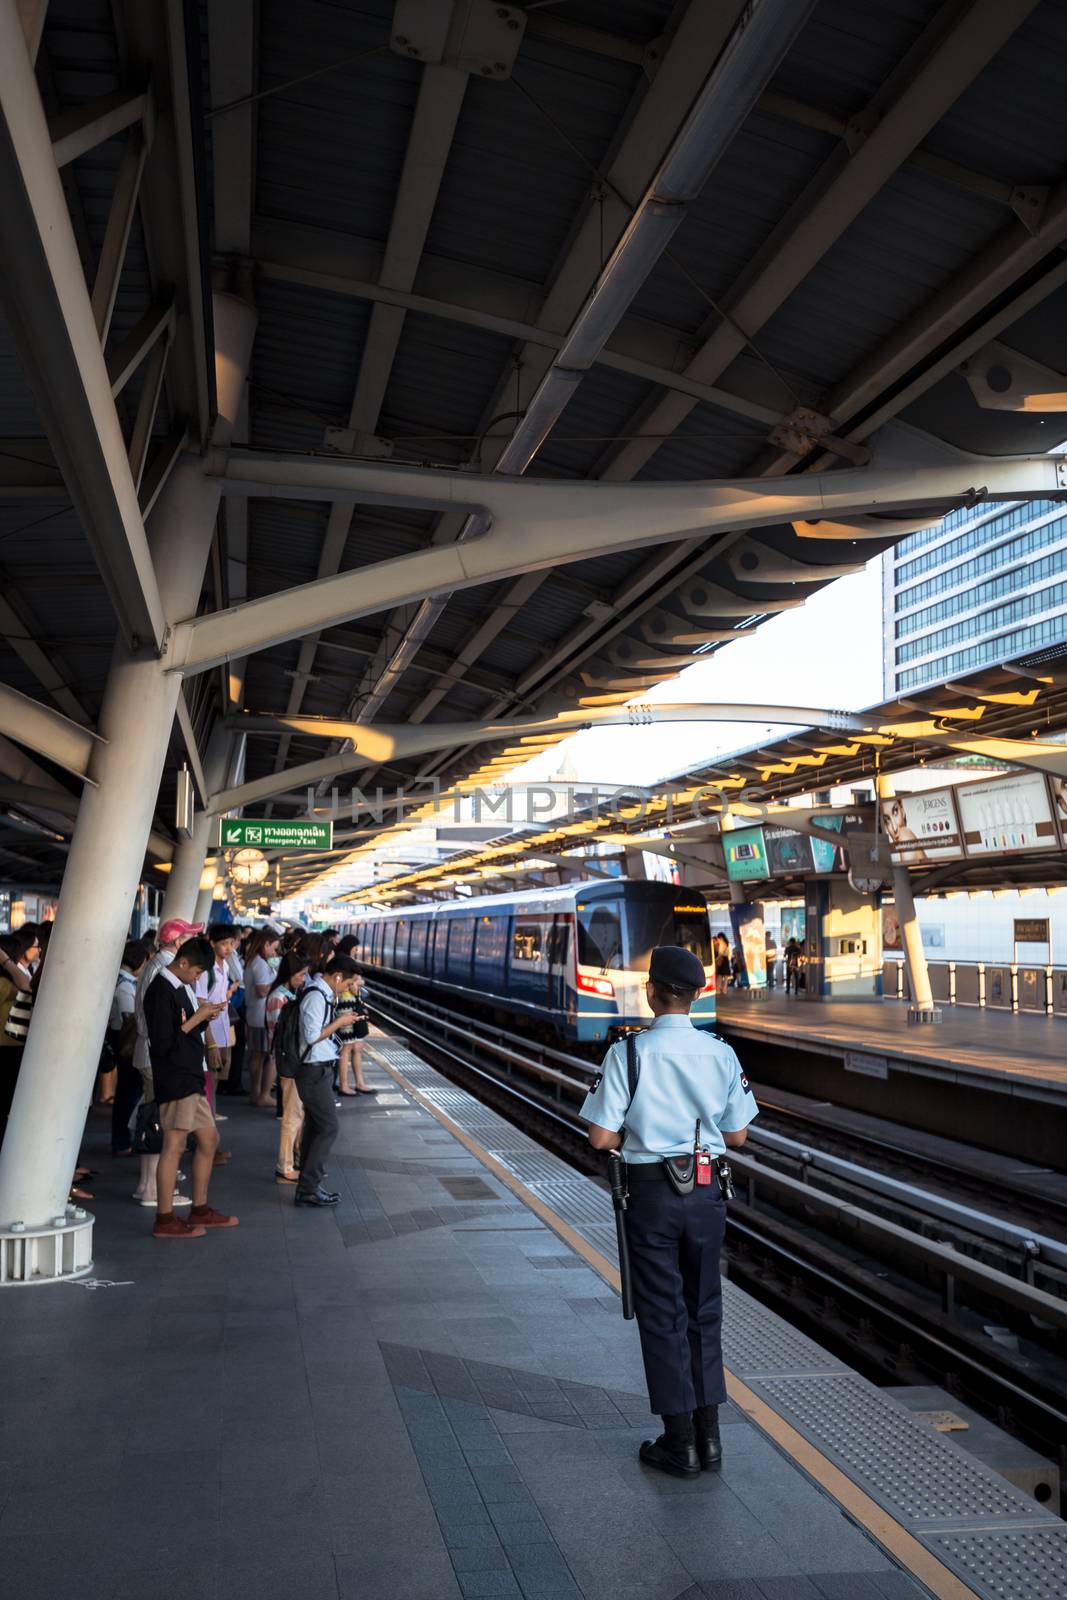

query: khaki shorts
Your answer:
[159,1093,216,1134]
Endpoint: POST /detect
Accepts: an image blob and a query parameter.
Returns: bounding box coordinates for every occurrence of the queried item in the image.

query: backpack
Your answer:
[273,988,330,1077]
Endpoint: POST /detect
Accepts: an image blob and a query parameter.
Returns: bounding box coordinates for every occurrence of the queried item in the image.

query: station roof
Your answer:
[341,653,1067,903]
[4,1,1067,899]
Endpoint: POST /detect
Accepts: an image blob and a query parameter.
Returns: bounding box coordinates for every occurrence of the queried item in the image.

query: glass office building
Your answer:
[882,499,1067,697]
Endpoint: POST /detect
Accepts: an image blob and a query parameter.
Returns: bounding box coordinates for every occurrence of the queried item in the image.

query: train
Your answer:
[344,879,715,1044]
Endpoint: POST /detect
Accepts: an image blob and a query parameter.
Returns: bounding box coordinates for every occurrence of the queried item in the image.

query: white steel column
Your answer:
[877,773,940,1023]
[0,293,256,1252]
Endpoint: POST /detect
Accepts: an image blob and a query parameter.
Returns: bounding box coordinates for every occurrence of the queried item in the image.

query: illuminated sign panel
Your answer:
[879,788,962,863]
[724,826,768,882]
[956,770,1056,855]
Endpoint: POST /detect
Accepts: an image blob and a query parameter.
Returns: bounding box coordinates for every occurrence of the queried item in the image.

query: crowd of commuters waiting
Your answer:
[0,917,372,1239]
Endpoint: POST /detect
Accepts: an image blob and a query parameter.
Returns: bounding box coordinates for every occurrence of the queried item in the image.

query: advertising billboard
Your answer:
[956,770,1056,855]
[724,826,768,882]
[729,901,767,988]
[762,825,814,877]
[879,788,962,863]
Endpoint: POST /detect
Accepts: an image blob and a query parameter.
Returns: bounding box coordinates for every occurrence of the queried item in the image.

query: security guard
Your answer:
[581,945,758,1478]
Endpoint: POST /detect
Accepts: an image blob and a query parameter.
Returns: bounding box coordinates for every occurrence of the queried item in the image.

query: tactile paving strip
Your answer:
[721,1279,851,1377]
[373,1039,1067,1600]
[925,1527,1067,1600]
[752,1372,1031,1524]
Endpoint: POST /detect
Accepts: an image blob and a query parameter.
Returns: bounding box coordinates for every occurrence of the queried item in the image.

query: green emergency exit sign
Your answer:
[218,818,334,851]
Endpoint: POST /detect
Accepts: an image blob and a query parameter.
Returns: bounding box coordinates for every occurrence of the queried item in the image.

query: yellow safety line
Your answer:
[370,1045,979,1600]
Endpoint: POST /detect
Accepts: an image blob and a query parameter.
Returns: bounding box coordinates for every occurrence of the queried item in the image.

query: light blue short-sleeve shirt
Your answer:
[579,1013,757,1162]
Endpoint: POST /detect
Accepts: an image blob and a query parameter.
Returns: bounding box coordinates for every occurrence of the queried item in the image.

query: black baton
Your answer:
[607,1152,635,1320]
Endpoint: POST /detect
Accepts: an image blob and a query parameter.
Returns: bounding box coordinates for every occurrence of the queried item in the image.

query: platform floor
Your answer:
[717,991,1067,1096]
[1,1042,1063,1600]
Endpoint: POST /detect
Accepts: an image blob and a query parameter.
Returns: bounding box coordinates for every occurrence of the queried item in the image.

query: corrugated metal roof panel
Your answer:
[251,277,372,434]
[630,112,838,334]
[382,312,517,455]
[255,0,417,241]
[423,46,640,283]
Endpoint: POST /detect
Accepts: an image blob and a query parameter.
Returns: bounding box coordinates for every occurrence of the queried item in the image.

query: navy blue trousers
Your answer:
[625,1178,728,1416]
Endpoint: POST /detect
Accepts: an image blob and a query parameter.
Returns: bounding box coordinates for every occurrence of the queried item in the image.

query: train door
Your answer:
[546,916,571,1020]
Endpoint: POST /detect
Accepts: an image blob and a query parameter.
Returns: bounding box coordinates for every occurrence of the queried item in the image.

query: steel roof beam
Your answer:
[0,679,101,780]
[267,59,469,783]
[210,700,869,812]
[0,4,166,653]
[255,248,783,428]
[597,0,1042,485]
[174,439,1065,675]
[348,0,809,733]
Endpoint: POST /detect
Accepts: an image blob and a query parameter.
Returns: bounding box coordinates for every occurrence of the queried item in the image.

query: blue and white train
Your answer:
[345,879,715,1044]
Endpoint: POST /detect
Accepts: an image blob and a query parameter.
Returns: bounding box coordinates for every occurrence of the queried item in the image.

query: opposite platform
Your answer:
[717,993,1067,1098]
[0,1038,1060,1600]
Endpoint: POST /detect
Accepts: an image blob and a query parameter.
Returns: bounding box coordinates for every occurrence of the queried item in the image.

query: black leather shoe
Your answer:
[638,1434,700,1478]
[294,1187,340,1207]
[694,1409,722,1470]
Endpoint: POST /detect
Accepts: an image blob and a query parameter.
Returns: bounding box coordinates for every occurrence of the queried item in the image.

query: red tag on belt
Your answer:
[696,1150,713,1186]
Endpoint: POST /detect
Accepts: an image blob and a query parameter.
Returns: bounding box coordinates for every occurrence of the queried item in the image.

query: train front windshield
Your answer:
[577,898,711,972]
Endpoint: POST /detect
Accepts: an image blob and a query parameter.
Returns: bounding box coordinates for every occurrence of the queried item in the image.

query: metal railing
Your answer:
[884,958,1067,1016]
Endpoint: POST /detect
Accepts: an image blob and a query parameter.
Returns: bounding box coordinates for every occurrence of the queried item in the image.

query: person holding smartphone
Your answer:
[143,936,238,1240]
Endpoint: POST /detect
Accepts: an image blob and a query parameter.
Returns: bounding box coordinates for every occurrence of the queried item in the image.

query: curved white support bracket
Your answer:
[170,445,1067,676]
[213,701,871,813]
[726,535,865,583]
[793,512,945,540]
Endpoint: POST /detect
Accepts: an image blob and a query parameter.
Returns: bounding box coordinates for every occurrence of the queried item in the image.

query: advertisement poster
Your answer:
[724,826,768,882]
[1051,777,1067,846]
[780,906,806,944]
[879,788,962,863]
[729,902,767,988]
[881,903,902,952]
[762,826,813,877]
[957,770,1057,854]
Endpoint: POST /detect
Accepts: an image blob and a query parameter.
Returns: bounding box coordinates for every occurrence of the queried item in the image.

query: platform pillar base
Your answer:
[907,1006,943,1025]
[0,1208,93,1285]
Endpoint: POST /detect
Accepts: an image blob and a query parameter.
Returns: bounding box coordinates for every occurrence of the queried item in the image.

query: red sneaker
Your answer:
[190,1206,239,1228]
[153,1215,206,1240]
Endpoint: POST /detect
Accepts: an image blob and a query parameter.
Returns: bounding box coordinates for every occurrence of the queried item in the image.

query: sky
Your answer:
[506,555,885,787]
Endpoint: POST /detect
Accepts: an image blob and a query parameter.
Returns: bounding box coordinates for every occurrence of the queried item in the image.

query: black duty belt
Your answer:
[624,1163,671,1182]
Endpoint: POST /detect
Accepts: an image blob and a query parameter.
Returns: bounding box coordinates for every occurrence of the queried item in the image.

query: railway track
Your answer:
[365,977,1067,1490]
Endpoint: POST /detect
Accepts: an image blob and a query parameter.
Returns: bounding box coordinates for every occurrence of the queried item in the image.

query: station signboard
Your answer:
[218,818,334,851]
[956,769,1056,855]
[723,825,768,882]
[879,787,962,863]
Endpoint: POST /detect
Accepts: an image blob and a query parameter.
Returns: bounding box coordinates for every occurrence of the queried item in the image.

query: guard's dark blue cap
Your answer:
[649,945,706,989]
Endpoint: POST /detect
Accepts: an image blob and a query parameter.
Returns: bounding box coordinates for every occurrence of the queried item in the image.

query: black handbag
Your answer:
[132,1100,163,1155]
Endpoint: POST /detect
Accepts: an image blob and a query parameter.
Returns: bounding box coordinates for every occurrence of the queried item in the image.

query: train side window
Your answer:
[512,923,543,963]
[381,921,397,966]
[546,920,570,965]
[577,900,622,969]
[409,920,428,973]
[370,921,383,963]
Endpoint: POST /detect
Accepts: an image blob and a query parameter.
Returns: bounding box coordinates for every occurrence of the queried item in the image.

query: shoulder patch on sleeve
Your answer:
[739,1072,752,1093]
[589,1072,603,1094]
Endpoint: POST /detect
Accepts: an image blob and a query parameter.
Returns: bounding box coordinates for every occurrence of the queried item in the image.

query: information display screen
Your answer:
[957,770,1057,854]
[880,788,962,863]
[762,825,814,877]
[724,826,768,882]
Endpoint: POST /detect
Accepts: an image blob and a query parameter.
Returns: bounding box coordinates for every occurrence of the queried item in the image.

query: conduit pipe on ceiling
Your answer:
[353,0,818,718]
